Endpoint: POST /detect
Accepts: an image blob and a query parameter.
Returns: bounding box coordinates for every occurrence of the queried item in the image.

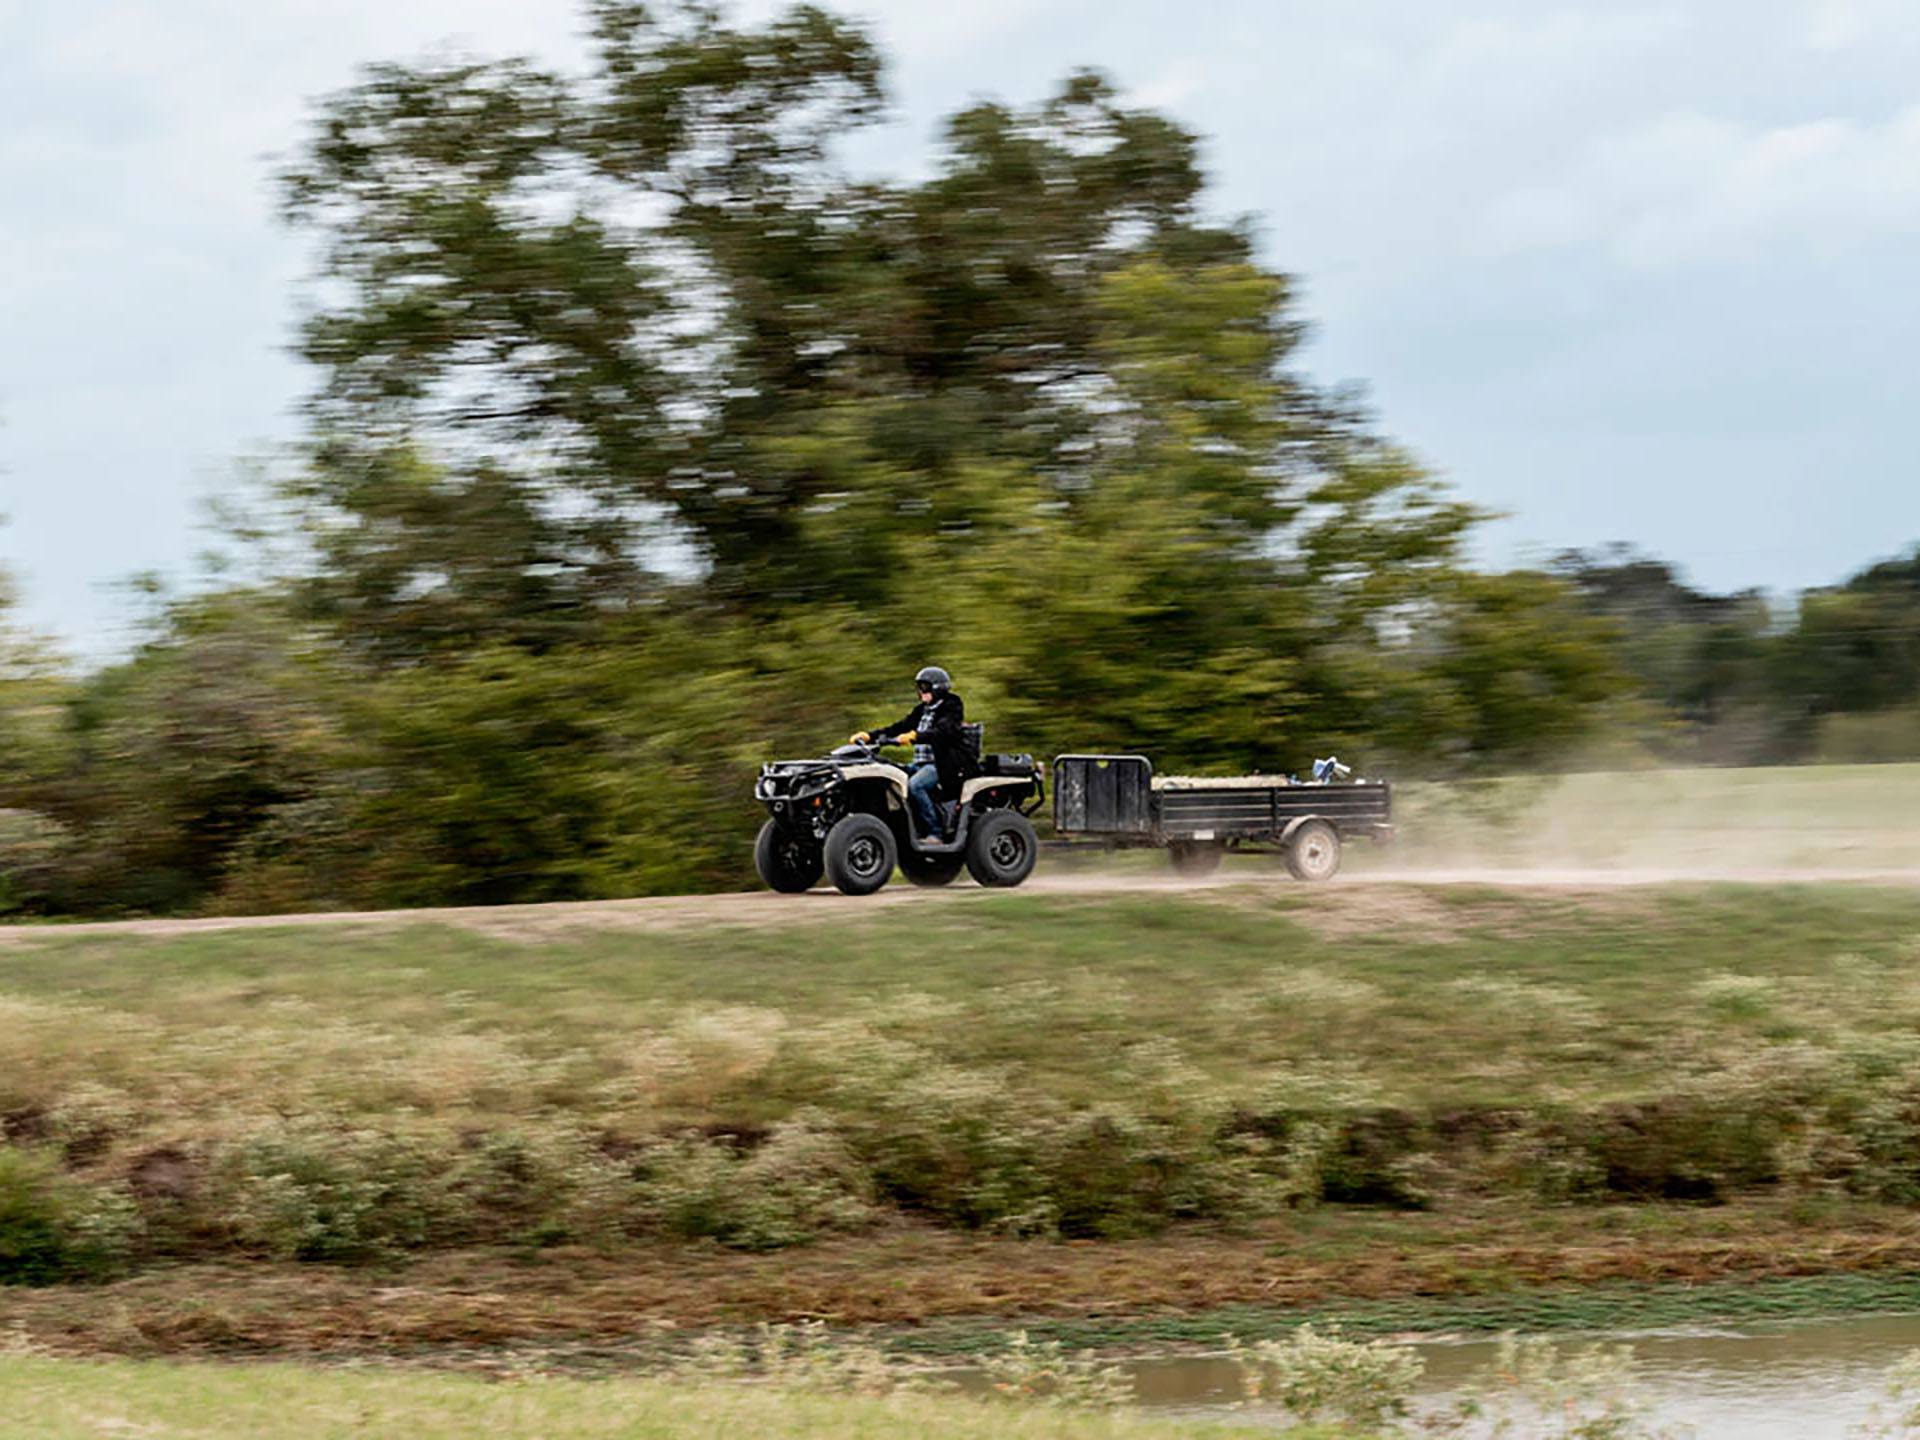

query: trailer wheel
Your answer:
[966,810,1038,888]
[824,814,897,896]
[755,819,822,894]
[1168,840,1224,877]
[900,851,965,887]
[1284,819,1341,882]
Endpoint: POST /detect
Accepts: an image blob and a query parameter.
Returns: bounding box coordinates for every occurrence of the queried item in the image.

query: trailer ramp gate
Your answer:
[1052,755,1154,834]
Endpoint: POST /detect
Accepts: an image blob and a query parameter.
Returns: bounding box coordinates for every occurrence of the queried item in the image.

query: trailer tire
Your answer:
[755,819,822,894]
[1168,840,1224,877]
[824,814,897,896]
[900,850,965,887]
[966,810,1038,888]
[1284,819,1341,882]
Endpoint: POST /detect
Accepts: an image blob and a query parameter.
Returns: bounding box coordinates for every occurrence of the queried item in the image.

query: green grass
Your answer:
[7,877,1920,1270]
[13,880,1916,1111]
[0,1355,1286,1440]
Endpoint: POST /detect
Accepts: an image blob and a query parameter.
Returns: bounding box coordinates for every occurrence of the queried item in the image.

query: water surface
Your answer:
[1124,1311,1920,1437]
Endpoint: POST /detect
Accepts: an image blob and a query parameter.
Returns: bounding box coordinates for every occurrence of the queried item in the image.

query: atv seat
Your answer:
[961,722,984,761]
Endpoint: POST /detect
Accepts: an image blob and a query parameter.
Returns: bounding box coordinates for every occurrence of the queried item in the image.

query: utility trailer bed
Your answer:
[1051,754,1392,880]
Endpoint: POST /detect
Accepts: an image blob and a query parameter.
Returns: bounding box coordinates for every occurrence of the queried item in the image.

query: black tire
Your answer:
[965,810,1039,888]
[1283,819,1342,882]
[900,850,966,887]
[755,819,822,894]
[824,813,898,896]
[1168,840,1224,877]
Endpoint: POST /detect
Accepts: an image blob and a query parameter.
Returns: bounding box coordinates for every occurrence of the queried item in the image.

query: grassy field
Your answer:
[5,865,1920,1358]
[0,1355,1286,1440]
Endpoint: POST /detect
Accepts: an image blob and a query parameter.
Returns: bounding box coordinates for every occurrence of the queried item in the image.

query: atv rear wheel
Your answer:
[965,810,1038,888]
[900,850,965,887]
[755,819,822,894]
[1284,819,1341,882]
[824,813,897,896]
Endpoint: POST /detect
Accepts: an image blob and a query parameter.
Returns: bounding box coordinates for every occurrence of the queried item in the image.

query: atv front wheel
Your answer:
[965,810,1038,888]
[824,814,898,896]
[755,819,822,894]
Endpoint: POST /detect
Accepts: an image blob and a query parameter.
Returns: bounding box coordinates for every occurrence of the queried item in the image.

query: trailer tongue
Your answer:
[1050,754,1393,879]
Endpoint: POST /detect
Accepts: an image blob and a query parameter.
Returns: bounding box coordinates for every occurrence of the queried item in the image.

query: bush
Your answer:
[1226,1324,1424,1430]
[219,1128,454,1262]
[634,1115,876,1251]
[979,1331,1132,1409]
[0,811,78,914]
[1441,1334,1675,1439]
[0,1145,136,1284]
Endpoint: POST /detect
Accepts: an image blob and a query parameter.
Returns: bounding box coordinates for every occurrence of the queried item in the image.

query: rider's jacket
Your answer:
[870,692,978,796]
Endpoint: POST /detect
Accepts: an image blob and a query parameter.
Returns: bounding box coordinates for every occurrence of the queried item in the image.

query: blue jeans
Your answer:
[908,763,943,838]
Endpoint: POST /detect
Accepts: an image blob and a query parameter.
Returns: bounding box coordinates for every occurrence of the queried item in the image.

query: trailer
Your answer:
[1051,754,1392,880]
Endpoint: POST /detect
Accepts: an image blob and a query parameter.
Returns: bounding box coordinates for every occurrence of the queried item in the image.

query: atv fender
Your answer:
[959,775,1033,805]
[836,763,909,805]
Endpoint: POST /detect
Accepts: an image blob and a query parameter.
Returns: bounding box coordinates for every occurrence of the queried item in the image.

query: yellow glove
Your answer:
[897,731,917,745]
[850,731,871,743]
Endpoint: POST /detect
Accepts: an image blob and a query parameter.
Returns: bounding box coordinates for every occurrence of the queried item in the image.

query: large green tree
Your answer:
[281,6,1325,627]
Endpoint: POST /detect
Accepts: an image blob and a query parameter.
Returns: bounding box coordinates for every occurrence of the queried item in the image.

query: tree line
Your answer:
[0,2,1910,916]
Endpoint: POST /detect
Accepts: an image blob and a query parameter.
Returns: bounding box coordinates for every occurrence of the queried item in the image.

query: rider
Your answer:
[852,666,976,840]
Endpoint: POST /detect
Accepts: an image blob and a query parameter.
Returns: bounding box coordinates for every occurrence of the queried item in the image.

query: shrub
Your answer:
[436,1129,636,1248]
[979,1331,1132,1409]
[218,1127,453,1262]
[0,1145,137,1284]
[1440,1333,1676,1439]
[634,1114,876,1251]
[1857,1347,1920,1439]
[827,1056,1060,1233]
[668,1321,931,1398]
[0,811,78,914]
[1226,1324,1424,1430]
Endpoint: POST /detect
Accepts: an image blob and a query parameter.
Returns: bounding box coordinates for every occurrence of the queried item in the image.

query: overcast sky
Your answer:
[4,0,1917,657]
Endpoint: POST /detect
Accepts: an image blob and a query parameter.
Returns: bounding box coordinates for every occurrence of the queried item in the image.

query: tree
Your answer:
[0,571,80,912]
[279,11,1275,625]
[1552,546,1775,761]
[0,1,1642,917]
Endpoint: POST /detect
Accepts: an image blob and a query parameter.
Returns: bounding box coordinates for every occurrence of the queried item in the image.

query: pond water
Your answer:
[1119,1312,1920,1437]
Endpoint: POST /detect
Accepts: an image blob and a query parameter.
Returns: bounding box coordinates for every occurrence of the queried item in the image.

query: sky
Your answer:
[3,0,1917,658]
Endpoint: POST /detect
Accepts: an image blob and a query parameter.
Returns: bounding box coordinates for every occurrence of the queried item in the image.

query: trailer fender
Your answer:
[1278,814,1326,845]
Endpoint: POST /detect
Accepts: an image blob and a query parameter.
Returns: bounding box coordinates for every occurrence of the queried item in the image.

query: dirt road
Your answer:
[2,859,1913,944]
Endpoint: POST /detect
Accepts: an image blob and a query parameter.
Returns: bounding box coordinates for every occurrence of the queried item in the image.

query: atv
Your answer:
[753,728,1044,895]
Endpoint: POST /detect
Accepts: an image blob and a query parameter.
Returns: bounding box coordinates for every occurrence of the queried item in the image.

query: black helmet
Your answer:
[914,665,951,695]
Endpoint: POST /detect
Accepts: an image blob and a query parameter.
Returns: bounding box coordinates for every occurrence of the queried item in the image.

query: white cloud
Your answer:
[1476,105,1920,266]
[1130,57,1201,112]
[847,0,1045,66]
[1804,0,1915,50]
[1422,6,1687,81]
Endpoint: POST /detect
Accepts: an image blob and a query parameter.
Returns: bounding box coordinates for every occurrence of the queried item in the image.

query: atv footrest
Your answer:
[905,834,967,856]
